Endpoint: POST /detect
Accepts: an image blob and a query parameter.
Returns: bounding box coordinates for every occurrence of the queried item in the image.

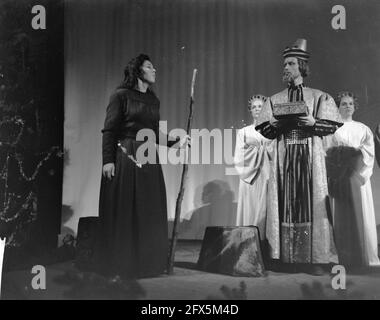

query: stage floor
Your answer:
[2,241,380,300]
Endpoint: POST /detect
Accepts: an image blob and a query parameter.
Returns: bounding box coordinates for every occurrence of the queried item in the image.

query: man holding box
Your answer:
[257,39,342,275]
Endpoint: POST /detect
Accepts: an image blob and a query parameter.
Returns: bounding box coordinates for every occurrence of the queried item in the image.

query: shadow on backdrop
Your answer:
[168,179,237,241]
[60,205,75,240]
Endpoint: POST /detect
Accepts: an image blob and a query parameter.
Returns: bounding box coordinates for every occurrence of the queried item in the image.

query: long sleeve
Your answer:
[156,130,180,147]
[255,121,279,139]
[354,126,375,185]
[313,119,342,136]
[375,124,380,168]
[153,106,181,148]
[234,128,269,184]
[256,98,280,139]
[167,136,181,148]
[233,129,246,178]
[312,93,343,137]
[102,92,123,165]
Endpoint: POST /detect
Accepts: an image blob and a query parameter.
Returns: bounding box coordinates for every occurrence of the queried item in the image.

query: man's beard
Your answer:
[282,72,294,84]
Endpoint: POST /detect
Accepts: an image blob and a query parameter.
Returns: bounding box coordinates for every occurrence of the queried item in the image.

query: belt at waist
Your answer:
[119,134,138,140]
[119,129,159,141]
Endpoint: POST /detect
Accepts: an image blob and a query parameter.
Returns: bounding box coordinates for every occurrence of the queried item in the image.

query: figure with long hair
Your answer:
[94,54,188,278]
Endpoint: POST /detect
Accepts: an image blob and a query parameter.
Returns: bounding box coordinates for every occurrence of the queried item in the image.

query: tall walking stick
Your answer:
[167,69,197,274]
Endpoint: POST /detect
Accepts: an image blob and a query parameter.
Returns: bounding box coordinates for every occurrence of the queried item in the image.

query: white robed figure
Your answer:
[326,92,380,267]
[234,95,272,240]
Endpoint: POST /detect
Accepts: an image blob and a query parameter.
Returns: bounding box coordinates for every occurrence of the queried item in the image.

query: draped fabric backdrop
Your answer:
[63,0,380,239]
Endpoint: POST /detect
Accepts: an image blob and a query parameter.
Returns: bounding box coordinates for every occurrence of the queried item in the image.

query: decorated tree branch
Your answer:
[0,0,64,254]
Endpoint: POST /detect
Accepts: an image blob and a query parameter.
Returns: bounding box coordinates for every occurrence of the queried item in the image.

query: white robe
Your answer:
[332,120,380,266]
[234,125,272,240]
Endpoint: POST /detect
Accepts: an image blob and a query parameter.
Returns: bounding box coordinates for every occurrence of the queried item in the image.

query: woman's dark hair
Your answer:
[335,91,359,109]
[297,58,310,78]
[119,53,151,89]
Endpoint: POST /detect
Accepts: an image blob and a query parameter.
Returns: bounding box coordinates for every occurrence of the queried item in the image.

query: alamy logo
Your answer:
[331,265,346,290]
[331,5,346,30]
[31,265,46,290]
[130,121,245,176]
[31,5,46,30]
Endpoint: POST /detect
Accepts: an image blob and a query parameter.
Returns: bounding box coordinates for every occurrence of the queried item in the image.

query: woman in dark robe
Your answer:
[94,54,188,278]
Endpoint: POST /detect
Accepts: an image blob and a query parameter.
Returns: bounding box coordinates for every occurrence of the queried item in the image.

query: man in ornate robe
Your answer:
[257,39,342,275]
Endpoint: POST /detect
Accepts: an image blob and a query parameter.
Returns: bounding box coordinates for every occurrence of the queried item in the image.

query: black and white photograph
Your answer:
[1,0,380,306]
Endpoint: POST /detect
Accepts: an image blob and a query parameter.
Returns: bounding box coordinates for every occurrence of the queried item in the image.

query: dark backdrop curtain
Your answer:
[63,0,380,239]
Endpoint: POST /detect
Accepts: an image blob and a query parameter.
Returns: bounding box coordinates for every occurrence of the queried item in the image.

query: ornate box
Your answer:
[273,101,308,119]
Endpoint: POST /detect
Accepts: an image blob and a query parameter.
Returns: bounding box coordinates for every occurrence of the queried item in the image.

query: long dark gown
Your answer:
[94,87,173,278]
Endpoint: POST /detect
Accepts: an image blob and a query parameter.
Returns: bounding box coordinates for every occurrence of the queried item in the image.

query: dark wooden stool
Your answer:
[197,226,265,277]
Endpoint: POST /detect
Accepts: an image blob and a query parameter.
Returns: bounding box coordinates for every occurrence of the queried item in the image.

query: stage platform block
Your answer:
[197,226,265,277]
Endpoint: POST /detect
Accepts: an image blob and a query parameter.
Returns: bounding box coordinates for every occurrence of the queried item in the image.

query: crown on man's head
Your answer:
[283,39,310,62]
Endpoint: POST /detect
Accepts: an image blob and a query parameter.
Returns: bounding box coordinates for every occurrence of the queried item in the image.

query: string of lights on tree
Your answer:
[0,0,64,251]
[0,116,63,246]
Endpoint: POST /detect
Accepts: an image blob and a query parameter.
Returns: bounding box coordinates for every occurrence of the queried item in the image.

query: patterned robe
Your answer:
[257,83,341,264]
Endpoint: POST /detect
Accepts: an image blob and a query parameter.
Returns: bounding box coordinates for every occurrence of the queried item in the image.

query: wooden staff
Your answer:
[167,68,197,274]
